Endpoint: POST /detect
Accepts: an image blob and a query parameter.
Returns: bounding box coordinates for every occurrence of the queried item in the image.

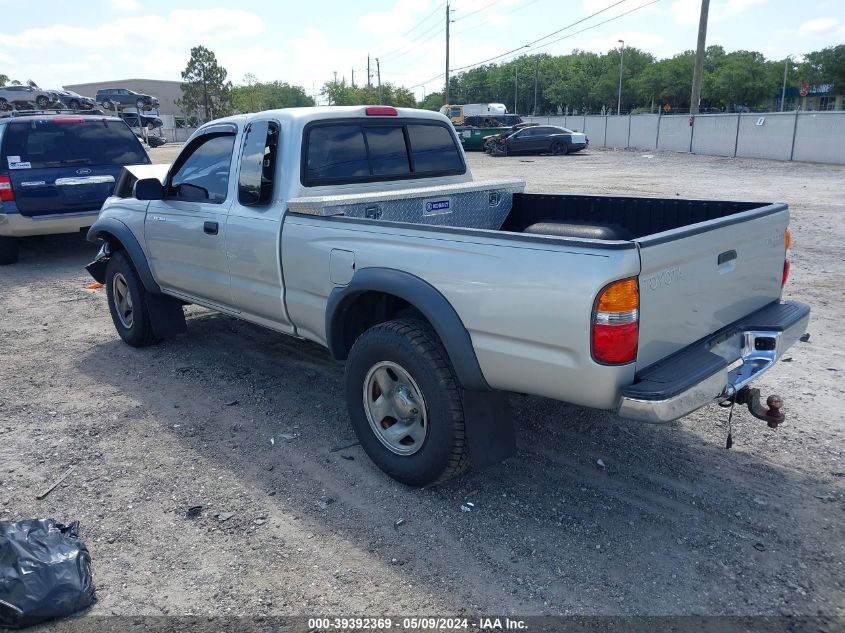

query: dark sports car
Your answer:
[502,125,588,155]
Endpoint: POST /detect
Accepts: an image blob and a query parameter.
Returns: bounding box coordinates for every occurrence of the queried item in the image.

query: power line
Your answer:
[451,0,543,36]
[453,0,631,71]
[452,0,508,22]
[381,25,446,65]
[407,0,658,88]
[376,3,445,60]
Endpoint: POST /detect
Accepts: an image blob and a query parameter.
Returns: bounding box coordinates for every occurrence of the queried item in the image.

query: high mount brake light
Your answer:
[365,106,398,116]
[592,277,639,365]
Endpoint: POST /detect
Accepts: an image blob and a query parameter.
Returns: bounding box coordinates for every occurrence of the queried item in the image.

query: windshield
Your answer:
[2,119,149,168]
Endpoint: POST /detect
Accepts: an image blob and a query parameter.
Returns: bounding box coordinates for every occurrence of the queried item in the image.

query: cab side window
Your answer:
[238,120,279,206]
[167,133,235,203]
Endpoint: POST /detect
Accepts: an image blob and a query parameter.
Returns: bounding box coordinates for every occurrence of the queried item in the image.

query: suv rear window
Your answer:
[303,120,464,186]
[1,119,149,169]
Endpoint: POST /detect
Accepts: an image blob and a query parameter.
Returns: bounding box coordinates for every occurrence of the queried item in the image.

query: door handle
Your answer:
[203,221,218,235]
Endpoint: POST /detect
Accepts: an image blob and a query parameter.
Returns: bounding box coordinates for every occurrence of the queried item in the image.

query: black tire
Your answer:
[105,251,159,347]
[0,98,10,111]
[68,99,80,109]
[101,99,113,110]
[136,98,146,110]
[551,141,569,155]
[0,236,19,265]
[345,319,470,486]
[35,95,49,108]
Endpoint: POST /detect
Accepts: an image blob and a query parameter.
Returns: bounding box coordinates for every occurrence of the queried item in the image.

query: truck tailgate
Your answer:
[635,204,789,368]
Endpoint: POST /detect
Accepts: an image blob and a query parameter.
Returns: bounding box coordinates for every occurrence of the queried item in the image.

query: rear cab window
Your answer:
[0,118,149,169]
[303,119,464,186]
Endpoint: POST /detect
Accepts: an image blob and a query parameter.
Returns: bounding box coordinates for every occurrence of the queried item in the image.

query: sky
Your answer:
[1,0,843,103]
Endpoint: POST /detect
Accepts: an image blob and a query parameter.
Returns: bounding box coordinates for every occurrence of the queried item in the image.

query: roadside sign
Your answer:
[663,103,671,113]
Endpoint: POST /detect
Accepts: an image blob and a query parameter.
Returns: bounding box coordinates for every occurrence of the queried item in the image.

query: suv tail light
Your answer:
[0,175,13,202]
[782,228,791,287]
[592,277,639,365]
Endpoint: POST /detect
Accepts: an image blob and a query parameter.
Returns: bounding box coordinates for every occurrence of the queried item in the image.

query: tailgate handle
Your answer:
[718,250,737,265]
[203,221,218,235]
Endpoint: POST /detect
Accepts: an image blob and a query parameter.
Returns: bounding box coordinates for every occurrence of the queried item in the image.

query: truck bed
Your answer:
[287,186,789,373]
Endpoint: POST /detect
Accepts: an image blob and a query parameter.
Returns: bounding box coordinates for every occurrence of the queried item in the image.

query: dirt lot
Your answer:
[1,147,843,624]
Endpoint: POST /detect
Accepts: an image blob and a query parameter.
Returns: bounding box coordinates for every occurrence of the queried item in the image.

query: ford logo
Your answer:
[75,168,93,175]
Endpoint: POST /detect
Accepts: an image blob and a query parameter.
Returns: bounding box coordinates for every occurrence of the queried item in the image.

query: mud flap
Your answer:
[461,389,516,469]
[146,293,187,339]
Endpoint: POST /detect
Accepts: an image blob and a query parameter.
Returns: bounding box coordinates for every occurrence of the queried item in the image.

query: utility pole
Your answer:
[514,62,518,115]
[367,56,371,88]
[352,68,355,89]
[617,40,625,116]
[376,58,382,104]
[445,2,451,106]
[689,0,710,115]
[780,55,790,112]
[533,58,538,115]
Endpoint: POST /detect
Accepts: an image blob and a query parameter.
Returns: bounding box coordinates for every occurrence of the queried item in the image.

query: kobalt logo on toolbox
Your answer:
[424,199,451,214]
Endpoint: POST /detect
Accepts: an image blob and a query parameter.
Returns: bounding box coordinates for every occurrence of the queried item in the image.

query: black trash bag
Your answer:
[0,519,95,629]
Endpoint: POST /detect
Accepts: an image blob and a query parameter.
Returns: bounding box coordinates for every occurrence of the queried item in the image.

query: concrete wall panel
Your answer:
[735,112,795,161]
[691,114,738,156]
[605,116,630,148]
[584,117,607,147]
[628,115,659,150]
[656,116,692,152]
[792,112,845,164]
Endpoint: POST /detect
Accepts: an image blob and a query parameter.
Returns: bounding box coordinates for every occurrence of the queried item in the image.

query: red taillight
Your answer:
[591,277,639,365]
[782,228,791,287]
[365,106,398,116]
[0,175,13,202]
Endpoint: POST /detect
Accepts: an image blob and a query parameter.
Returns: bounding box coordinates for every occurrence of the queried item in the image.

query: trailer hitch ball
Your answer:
[735,387,786,428]
[765,394,784,428]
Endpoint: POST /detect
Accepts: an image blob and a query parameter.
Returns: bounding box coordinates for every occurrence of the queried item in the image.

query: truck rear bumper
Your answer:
[618,300,810,423]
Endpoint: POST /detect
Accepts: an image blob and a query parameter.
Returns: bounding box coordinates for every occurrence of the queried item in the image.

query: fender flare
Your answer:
[87,217,161,294]
[325,268,490,391]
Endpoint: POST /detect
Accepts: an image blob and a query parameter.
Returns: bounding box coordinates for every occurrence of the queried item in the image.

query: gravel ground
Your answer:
[0,147,842,625]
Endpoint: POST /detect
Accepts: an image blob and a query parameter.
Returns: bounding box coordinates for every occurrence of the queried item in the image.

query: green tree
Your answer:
[179,45,232,122]
[0,74,9,86]
[419,91,444,110]
[801,44,845,89]
[232,76,314,112]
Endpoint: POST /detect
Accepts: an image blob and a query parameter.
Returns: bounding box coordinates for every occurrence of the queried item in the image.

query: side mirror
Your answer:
[134,177,164,201]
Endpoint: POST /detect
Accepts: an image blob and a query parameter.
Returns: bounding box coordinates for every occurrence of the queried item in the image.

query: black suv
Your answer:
[95,88,159,111]
[0,112,150,264]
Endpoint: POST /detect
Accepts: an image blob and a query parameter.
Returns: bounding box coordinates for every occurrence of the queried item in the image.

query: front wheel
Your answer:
[105,251,159,347]
[0,236,19,265]
[68,99,80,109]
[35,95,49,108]
[344,319,469,486]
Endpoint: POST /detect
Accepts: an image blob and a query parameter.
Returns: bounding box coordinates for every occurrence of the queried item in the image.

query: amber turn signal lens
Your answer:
[596,278,639,313]
[785,228,791,252]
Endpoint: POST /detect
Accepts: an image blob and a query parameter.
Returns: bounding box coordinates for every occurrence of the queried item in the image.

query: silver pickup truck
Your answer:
[86,106,810,486]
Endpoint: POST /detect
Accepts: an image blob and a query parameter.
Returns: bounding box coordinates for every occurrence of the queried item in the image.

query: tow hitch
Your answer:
[735,387,785,428]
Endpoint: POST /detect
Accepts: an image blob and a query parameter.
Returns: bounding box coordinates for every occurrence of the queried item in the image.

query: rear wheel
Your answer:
[551,141,569,155]
[68,99,80,109]
[344,319,469,486]
[0,236,19,265]
[35,95,49,108]
[105,251,159,347]
[136,98,146,110]
[0,98,10,111]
